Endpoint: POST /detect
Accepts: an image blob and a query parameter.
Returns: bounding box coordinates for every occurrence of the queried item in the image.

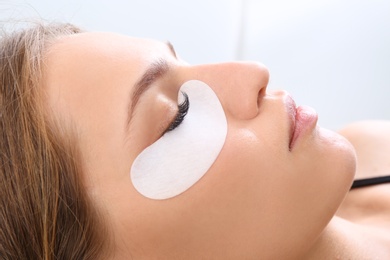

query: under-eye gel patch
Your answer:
[130,80,227,200]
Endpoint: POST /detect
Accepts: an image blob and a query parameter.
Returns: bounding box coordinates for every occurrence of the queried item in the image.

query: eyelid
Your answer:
[164,91,189,134]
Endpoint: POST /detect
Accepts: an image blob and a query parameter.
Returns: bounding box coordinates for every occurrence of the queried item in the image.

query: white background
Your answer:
[1,0,389,129]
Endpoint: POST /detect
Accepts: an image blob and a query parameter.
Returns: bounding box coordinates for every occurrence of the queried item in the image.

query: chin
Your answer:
[317,127,357,188]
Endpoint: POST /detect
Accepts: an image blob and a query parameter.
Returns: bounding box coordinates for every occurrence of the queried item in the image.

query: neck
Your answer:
[302,216,390,259]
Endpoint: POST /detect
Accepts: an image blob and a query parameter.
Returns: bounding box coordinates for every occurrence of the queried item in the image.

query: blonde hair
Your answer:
[0,22,107,259]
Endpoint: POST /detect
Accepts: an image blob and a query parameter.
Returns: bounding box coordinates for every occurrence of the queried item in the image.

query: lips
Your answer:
[286,95,318,150]
[285,95,297,149]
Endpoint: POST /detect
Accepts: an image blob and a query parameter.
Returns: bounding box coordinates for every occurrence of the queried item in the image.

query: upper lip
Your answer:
[285,95,297,149]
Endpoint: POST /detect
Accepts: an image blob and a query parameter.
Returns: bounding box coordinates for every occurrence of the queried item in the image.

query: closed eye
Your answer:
[164,92,189,133]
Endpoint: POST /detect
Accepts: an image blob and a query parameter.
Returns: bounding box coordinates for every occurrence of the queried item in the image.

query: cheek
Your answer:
[194,127,289,217]
[163,131,301,256]
[191,127,355,253]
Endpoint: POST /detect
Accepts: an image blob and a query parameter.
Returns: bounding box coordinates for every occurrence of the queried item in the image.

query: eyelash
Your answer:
[165,92,189,133]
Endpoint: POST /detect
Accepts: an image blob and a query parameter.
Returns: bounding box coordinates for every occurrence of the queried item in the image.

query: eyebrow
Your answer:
[166,41,177,58]
[126,42,177,131]
[126,58,169,130]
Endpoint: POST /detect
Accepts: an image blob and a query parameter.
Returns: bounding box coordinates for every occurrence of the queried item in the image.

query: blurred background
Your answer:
[1,0,389,129]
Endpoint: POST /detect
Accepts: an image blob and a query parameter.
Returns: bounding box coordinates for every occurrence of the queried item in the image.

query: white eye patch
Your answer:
[130,80,227,200]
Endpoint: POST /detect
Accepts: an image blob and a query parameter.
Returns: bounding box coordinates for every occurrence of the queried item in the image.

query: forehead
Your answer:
[41,31,172,133]
[47,31,169,65]
[42,31,172,105]
[41,32,175,164]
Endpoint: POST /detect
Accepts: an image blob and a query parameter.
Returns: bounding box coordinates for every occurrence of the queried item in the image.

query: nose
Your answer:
[190,61,269,120]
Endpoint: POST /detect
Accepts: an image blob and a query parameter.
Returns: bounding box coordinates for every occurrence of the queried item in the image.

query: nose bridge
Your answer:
[192,62,269,120]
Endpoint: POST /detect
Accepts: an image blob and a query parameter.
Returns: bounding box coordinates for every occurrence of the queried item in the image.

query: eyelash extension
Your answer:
[165,92,189,133]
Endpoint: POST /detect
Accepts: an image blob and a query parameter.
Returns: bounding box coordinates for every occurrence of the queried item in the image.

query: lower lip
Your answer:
[289,105,318,150]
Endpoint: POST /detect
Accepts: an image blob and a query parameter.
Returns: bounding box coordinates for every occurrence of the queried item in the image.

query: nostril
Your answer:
[257,84,266,110]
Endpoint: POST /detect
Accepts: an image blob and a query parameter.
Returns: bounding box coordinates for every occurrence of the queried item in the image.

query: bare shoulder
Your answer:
[338,120,390,179]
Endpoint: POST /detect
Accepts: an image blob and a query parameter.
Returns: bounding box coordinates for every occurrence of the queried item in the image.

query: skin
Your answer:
[43,32,356,259]
[305,121,390,259]
[337,121,390,238]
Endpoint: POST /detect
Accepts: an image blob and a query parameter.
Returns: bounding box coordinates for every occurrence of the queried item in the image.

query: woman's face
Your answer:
[44,32,356,259]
